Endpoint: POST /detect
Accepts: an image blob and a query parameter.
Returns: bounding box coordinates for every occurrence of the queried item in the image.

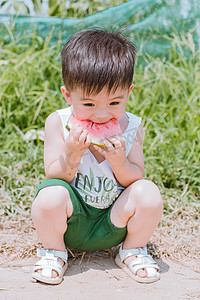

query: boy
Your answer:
[31,28,163,285]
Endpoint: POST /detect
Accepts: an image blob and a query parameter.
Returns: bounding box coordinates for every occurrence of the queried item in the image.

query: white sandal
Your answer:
[32,249,68,285]
[115,244,160,283]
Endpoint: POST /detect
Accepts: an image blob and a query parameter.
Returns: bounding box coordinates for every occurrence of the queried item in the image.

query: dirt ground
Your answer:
[1,255,200,300]
[0,217,200,300]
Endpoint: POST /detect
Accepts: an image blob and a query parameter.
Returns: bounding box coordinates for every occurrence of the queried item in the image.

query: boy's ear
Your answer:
[128,83,134,95]
[61,86,72,104]
[129,83,134,93]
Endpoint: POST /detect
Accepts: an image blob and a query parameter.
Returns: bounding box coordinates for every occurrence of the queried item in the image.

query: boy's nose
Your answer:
[94,110,108,122]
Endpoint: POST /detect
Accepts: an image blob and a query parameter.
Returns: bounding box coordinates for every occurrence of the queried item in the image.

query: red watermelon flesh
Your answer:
[66,115,122,146]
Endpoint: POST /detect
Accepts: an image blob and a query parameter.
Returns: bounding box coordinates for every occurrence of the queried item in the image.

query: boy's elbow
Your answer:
[135,168,144,183]
[140,166,144,179]
[45,167,53,180]
[44,163,57,179]
[45,165,75,183]
[130,166,144,186]
[134,163,144,180]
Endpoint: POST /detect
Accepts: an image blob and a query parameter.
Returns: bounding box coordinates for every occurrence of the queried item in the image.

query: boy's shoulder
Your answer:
[45,106,72,127]
[125,110,141,118]
[44,112,62,137]
[45,106,73,142]
[56,106,72,117]
[125,111,142,128]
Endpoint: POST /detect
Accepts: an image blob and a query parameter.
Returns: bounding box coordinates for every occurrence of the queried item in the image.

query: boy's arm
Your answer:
[110,123,144,187]
[44,112,85,182]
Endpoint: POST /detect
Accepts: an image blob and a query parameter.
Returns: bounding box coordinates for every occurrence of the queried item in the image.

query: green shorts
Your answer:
[34,179,127,251]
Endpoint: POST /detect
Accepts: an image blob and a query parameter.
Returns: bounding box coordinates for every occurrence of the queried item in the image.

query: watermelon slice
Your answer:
[66,115,122,147]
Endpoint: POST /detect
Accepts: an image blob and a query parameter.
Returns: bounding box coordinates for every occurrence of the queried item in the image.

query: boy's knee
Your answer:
[131,179,163,211]
[32,186,70,214]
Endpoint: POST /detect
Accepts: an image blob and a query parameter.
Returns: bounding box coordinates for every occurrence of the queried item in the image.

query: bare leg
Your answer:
[110,179,163,278]
[31,186,73,277]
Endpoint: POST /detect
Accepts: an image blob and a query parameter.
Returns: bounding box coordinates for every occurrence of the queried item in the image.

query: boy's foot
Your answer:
[123,256,147,278]
[32,249,68,285]
[35,257,65,278]
[115,244,160,283]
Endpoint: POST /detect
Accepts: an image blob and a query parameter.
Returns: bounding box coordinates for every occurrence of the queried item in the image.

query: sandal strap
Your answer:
[37,248,68,262]
[34,256,63,278]
[116,244,160,281]
[129,255,159,272]
[34,249,68,279]
[128,255,160,275]
[119,244,148,262]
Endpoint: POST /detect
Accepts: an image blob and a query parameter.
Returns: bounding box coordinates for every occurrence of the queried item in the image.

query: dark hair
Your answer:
[61,28,137,95]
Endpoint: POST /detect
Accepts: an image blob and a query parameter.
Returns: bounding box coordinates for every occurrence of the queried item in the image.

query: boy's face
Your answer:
[61,85,134,123]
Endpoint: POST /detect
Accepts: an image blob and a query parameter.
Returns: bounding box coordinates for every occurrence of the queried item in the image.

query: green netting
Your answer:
[0,0,200,57]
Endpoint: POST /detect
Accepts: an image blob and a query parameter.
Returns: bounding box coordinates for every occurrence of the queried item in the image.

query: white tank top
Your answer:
[56,106,141,209]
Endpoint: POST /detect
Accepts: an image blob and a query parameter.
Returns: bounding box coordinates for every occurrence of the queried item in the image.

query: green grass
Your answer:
[0,29,199,218]
[0,0,128,18]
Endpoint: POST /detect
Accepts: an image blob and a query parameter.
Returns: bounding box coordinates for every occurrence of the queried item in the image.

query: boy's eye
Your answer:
[83,102,120,106]
[83,103,94,107]
[110,102,120,105]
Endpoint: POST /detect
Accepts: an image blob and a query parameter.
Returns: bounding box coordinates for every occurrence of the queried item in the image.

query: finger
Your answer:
[106,144,115,154]
[70,124,83,141]
[102,139,114,150]
[117,136,126,149]
[121,136,126,148]
[79,130,88,143]
[85,133,91,147]
[112,136,126,149]
[82,132,92,148]
[107,137,122,150]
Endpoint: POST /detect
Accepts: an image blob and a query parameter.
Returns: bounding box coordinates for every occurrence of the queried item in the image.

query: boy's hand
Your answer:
[65,123,91,158]
[93,136,126,168]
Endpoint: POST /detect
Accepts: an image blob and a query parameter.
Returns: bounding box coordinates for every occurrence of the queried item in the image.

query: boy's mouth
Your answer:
[90,118,117,124]
[72,112,114,124]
